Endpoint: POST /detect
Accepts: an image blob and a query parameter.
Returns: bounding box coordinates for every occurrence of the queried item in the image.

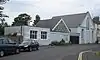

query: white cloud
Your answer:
[2,0,100,25]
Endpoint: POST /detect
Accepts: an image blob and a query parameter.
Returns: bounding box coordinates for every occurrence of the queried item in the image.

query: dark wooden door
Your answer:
[70,36,79,44]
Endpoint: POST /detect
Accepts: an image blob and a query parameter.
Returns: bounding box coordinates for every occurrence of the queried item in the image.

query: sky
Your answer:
[2,0,100,25]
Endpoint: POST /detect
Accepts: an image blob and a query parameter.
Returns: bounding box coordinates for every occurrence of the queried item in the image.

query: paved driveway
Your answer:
[0,44,100,60]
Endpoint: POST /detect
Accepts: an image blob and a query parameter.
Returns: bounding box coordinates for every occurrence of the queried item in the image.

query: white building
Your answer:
[4,12,96,45]
[36,12,96,44]
[5,26,70,45]
[93,16,100,43]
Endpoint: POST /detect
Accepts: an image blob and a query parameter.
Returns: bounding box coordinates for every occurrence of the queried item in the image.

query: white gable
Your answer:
[80,12,94,29]
[52,19,70,33]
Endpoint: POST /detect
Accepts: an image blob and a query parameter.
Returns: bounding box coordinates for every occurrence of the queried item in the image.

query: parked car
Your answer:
[19,40,39,52]
[0,37,20,57]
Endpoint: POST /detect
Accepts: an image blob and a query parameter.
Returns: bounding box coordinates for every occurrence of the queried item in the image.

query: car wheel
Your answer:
[15,49,20,54]
[28,47,32,52]
[0,50,4,57]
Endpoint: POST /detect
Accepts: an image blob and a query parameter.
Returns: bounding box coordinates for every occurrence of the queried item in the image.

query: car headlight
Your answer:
[24,45,28,47]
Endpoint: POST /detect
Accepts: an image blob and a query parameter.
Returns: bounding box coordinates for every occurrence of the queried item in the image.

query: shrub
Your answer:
[95,52,100,56]
[50,39,66,46]
[95,40,99,44]
[59,39,65,45]
[50,41,59,46]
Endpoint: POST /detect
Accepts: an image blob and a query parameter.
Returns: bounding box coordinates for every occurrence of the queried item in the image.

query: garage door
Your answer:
[70,36,79,44]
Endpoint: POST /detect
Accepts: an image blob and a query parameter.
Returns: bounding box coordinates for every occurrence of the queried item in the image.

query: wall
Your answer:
[96,24,100,43]
[78,12,95,44]
[4,26,70,45]
[94,24,97,43]
[50,32,70,43]
[23,26,51,45]
[4,26,21,35]
[70,28,77,33]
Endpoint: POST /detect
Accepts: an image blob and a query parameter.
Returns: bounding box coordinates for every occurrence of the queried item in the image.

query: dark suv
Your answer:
[0,37,20,57]
[19,40,39,52]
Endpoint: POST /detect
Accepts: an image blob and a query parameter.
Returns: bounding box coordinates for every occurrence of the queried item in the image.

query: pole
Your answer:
[21,25,22,36]
[19,25,22,44]
[20,25,22,44]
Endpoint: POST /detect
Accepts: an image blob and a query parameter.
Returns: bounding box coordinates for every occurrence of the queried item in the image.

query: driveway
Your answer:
[0,44,100,60]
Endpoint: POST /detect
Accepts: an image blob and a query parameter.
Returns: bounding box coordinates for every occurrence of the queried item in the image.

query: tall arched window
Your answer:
[86,17,89,30]
[81,29,84,38]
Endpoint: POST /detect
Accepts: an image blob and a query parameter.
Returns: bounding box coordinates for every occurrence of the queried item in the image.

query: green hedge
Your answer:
[50,39,71,46]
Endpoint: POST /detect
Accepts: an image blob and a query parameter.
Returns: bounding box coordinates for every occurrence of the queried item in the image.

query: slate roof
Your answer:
[36,18,61,29]
[52,12,87,28]
[36,12,88,29]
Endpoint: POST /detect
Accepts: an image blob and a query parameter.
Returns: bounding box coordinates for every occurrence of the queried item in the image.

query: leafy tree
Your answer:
[33,15,40,26]
[12,13,32,26]
[0,0,9,4]
[0,0,9,36]
[0,22,9,36]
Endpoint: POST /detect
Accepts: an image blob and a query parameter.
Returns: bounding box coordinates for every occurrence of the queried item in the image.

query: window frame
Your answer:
[30,30,37,39]
[41,31,47,39]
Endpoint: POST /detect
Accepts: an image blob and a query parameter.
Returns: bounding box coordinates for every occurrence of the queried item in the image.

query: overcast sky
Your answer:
[2,0,100,25]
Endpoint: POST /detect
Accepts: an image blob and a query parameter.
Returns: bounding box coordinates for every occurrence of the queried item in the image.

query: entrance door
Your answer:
[70,36,79,44]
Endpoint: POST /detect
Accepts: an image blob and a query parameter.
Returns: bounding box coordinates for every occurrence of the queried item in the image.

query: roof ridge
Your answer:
[52,12,87,18]
[40,19,51,21]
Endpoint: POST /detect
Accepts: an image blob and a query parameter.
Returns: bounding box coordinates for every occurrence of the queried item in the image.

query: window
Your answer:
[41,31,47,39]
[92,31,94,41]
[0,39,3,44]
[86,17,89,30]
[30,30,37,39]
[81,29,84,38]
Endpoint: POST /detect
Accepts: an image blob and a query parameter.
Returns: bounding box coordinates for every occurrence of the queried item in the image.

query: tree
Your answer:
[12,13,32,26]
[0,0,9,5]
[0,22,9,36]
[33,15,40,26]
[0,0,9,36]
[0,0,9,27]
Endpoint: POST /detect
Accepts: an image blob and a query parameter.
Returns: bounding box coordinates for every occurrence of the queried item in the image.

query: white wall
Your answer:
[70,28,77,33]
[23,26,70,45]
[78,12,95,44]
[4,26,21,35]
[23,26,51,45]
[5,26,70,45]
[50,32,70,43]
[94,24,97,43]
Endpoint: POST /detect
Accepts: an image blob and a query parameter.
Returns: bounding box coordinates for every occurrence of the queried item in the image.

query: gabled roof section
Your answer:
[36,18,61,29]
[52,19,70,33]
[93,16,100,24]
[52,12,87,28]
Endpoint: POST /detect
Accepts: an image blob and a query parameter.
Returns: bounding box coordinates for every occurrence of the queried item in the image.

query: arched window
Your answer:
[81,29,84,38]
[86,17,89,30]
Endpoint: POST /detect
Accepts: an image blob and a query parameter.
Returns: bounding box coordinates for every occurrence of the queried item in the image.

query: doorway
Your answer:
[70,36,79,44]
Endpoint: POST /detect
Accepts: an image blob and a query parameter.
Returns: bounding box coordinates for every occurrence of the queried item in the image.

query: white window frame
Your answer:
[41,31,47,39]
[30,30,37,39]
